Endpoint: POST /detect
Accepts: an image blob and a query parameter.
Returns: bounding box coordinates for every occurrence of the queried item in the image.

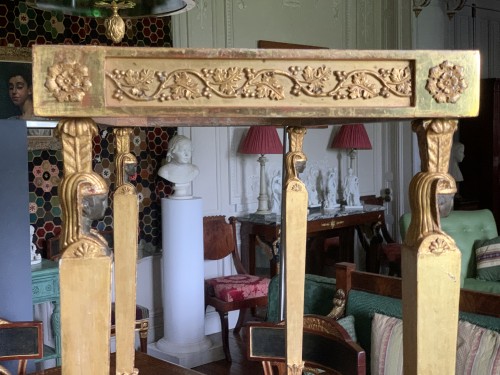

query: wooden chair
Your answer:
[203,215,270,362]
[247,314,366,375]
[358,195,401,276]
[0,318,43,375]
[45,234,149,352]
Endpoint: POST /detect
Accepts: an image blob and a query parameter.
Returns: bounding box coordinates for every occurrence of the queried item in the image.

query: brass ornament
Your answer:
[327,289,346,320]
[426,61,468,103]
[106,65,412,102]
[45,60,92,103]
[95,1,136,44]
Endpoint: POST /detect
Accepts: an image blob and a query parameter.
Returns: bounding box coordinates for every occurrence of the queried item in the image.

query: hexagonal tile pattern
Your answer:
[3,2,175,256]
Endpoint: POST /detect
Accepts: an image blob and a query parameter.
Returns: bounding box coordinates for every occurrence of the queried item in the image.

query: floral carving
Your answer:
[105,64,412,102]
[426,61,468,103]
[45,61,92,102]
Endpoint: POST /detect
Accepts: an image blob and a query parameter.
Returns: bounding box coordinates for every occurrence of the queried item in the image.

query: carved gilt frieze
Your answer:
[105,64,412,105]
[32,46,480,120]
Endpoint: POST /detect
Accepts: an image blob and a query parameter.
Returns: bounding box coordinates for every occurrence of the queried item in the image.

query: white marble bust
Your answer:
[158,135,199,198]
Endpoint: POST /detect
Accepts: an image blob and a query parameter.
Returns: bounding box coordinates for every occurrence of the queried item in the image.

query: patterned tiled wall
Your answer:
[2,1,176,256]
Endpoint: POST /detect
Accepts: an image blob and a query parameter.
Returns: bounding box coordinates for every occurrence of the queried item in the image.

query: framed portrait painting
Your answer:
[0,47,60,150]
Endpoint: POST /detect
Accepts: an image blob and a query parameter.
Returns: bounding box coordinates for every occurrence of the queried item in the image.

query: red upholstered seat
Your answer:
[203,216,269,362]
[206,275,270,303]
[382,243,402,263]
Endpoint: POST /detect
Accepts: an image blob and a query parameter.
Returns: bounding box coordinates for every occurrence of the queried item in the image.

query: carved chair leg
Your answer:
[139,326,148,353]
[233,308,248,335]
[217,310,231,362]
[262,361,274,375]
[18,360,27,375]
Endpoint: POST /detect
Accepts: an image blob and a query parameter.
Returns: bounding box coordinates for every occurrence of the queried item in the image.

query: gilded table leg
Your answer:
[283,127,308,374]
[57,118,112,375]
[402,119,461,375]
[113,128,139,375]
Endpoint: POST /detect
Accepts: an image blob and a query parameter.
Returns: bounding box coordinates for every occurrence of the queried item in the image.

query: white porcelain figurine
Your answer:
[342,168,362,209]
[158,135,199,199]
[324,168,340,210]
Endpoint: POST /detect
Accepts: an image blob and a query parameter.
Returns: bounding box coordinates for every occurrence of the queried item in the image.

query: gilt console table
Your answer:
[31,45,480,375]
[31,259,61,366]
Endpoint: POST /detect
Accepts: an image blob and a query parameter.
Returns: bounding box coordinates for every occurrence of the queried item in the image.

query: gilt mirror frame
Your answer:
[0,46,60,150]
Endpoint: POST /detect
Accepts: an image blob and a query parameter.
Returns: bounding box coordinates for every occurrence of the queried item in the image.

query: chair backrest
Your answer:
[247,314,366,375]
[203,215,247,274]
[0,319,43,375]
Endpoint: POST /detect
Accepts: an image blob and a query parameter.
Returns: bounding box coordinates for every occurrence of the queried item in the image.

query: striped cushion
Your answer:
[456,320,500,374]
[371,313,403,375]
[474,237,500,281]
[371,313,500,375]
[205,274,269,302]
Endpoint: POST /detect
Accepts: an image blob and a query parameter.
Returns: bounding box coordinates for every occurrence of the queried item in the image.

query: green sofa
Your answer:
[400,209,500,294]
[266,266,500,372]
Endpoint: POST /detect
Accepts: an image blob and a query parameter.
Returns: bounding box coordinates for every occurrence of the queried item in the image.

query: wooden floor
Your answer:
[192,329,264,375]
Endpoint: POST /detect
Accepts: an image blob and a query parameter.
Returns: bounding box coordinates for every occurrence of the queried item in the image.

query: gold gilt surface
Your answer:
[402,119,461,375]
[32,46,479,122]
[113,128,139,375]
[30,46,480,375]
[283,127,308,372]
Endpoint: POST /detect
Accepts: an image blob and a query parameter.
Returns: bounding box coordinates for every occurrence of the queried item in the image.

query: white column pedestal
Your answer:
[148,197,224,368]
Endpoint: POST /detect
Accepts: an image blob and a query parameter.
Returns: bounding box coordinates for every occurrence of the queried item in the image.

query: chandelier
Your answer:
[26,0,195,43]
[413,0,466,19]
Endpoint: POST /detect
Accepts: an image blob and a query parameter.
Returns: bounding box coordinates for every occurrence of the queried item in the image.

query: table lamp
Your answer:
[330,123,372,169]
[331,124,372,208]
[239,126,283,218]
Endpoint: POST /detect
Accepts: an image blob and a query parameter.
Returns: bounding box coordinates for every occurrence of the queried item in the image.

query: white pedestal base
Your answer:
[148,333,225,368]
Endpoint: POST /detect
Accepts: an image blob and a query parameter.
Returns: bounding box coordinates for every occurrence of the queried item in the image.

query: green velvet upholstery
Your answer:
[267,274,336,323]
[400,209,500,293]
[265,269,500,371]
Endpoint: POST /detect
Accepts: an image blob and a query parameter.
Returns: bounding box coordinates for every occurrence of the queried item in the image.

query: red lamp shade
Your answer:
[239,126,283,155]
[330,124,372,150]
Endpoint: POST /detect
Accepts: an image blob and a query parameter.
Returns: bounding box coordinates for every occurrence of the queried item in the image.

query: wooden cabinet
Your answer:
[31,259,61,366]
[459,79,500,229]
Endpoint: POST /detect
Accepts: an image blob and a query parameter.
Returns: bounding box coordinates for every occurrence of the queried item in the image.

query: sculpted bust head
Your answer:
[158,135,199,198]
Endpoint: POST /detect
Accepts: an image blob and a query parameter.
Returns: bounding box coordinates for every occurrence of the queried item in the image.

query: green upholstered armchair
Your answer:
[400,209,500,294]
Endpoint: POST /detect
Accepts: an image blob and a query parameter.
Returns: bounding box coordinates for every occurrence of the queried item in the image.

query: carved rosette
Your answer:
[405,119,458,249]
[106,65,412,102]
[426,61,468,103]
[45,60,92,102]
